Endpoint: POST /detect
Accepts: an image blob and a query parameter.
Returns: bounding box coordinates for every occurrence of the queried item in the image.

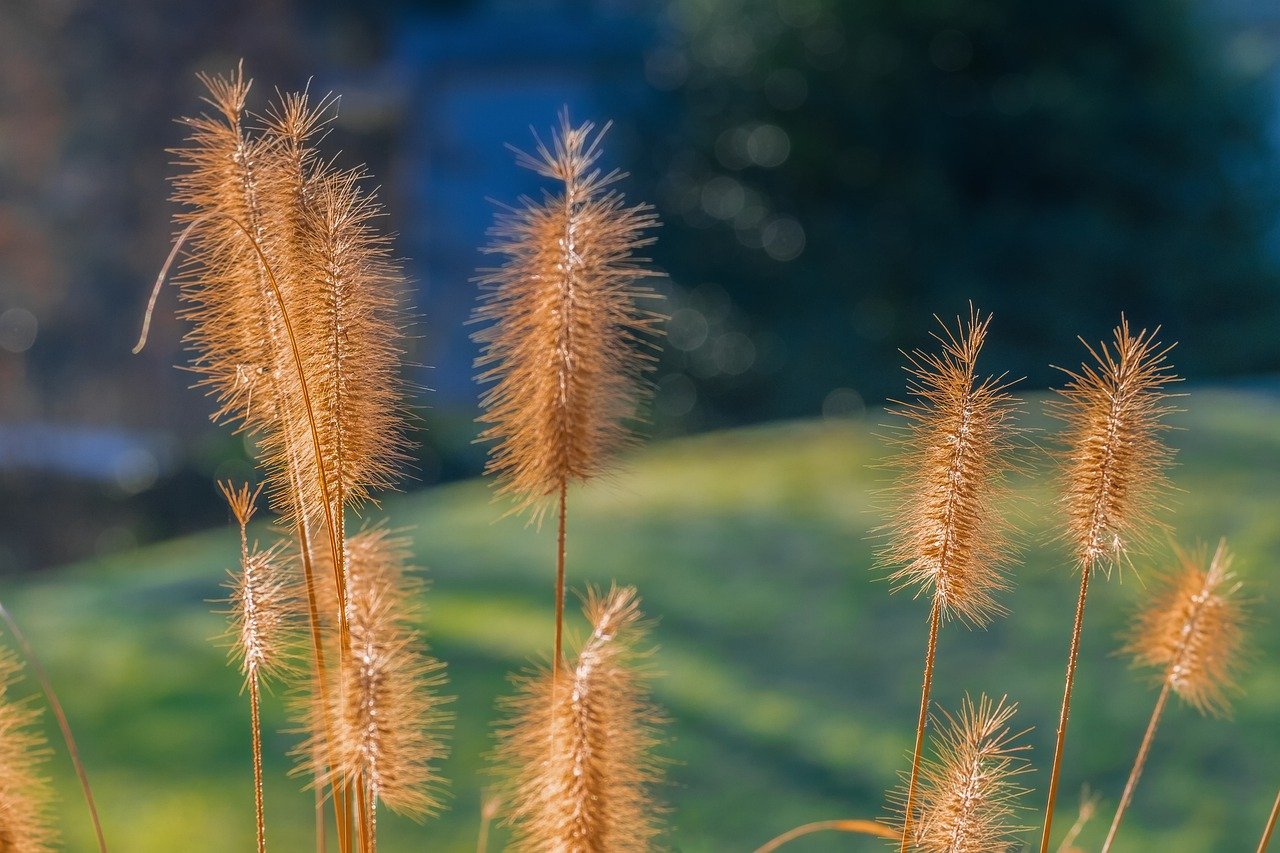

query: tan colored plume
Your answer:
[894,694,1033,853]
[1051,318,1178,572]
[0,649,57,853]
[169,68,408,530]
[494,585,665,851]
[1126,540,1246,716]
[471,113,663,520]
[323,528,451,820]
[881,307,1021,625]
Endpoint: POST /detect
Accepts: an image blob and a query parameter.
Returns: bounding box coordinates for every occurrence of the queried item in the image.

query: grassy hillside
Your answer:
[4,386,1279,851]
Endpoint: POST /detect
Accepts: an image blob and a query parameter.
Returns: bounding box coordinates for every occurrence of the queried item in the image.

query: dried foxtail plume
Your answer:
[881,307,1020,852]
[881,307,1020,625]
[321,529,450,821]
[220,481,296,684]
[893,695,1032,853]
[1052,318,1179,573]
[1040,318,1179,853]
[0,649,57,853]
[1125,539,1245,715]
[472,113,664,672]
[1101,540,1248,852]
[495,586,665,851]
[471,113,663,518]
[219,480,295,853]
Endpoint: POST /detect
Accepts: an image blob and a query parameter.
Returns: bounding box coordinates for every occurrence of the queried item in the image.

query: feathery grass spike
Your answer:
[472,112,663,673]
[0,649,58,853]
[1101,540,1246,852]
[1040,317,1179,853]
[894,694,1032,853]
[495,586,665,852]
[220,481,294,853]
[883,307,1020,625]
[883,307,1020,853]
[327,529,450,821]
[472,114,662,517]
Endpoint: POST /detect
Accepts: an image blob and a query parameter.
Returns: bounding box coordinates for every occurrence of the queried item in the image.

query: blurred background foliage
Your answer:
[1,0,1279,570]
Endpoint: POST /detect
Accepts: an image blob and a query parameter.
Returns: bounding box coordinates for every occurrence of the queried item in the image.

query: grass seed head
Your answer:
[1052,318,1178,573]
[1126,540,1246,715]
[471,114,664,521]
[881,307,1021,625]
[494,585,665,851]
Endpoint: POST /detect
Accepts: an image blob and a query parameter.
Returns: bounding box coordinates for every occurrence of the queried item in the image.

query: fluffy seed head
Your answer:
[326,529,451,818]
[494,586,665,851]
[171,70,408,528]
[472,114,664,520]
[219,481,296,683]
[1126,540,1246,715]
[1051,318,1178,572]
[892,694,1032,853]
[0,650,57,853]
[881,308,1021,625]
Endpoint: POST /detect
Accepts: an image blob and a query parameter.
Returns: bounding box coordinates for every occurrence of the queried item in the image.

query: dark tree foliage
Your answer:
[644,0,1280,424]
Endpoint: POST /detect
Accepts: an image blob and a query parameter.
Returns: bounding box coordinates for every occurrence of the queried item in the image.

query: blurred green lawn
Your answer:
[4,386,1278,851]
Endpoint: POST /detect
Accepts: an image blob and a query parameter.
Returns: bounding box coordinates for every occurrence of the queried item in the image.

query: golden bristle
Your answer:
[328,529,450,819]
[0,649,57,853]
[881,308,1021,625]
[472,114,664,519]
[1051,318,1178,571]
[495,586,665,851]
[1126,540,1246,715]
[894,695,1032,853]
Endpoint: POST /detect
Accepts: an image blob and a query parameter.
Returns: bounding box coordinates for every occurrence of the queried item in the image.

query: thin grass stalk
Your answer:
[1258,787,1280,853]
[901,598,942,852]
[1100,680,1170,852]
[753,820,900,852]
[1040,559,1091,853]
[248,674,267,853]
[0,599,107,853]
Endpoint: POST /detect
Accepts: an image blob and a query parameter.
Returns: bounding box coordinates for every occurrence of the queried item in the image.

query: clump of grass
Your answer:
[142,65,445,851]
[1101,540,1248,851]
[493,586,665,851]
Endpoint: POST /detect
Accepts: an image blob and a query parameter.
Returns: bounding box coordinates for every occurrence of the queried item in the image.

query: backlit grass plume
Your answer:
[494,586,664,852]
[471,113,663,670]
[893,694,1032,853]
[327,528,450,825]
[220,480,294,853]
[1039,318,1179,852]
[881,308,1021,851]
[882,307,1020,625]
[0,649,57,853]
[1101,540,1247,852]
